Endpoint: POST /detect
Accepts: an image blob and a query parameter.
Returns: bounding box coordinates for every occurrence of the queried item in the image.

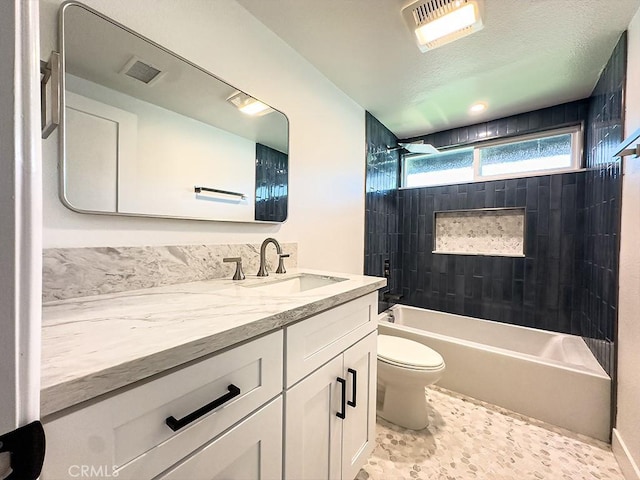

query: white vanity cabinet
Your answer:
[284,292,378,480]
[42,331,283,480]
[41,290,379,480]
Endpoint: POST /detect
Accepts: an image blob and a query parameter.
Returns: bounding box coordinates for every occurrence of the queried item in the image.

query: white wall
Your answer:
[39,0,366,274]
[615,6,640,480]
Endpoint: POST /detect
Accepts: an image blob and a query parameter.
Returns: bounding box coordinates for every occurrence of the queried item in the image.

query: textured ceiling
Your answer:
[237,0,640,138]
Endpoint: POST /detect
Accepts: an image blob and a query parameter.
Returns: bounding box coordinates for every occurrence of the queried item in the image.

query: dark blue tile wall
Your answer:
[580,33,626,377]
[391,100,590,333]
[365,101,589,331]
[364,112,402,310]
[397,173,585,334]
[404,100,589,148]
[255,143,288,222]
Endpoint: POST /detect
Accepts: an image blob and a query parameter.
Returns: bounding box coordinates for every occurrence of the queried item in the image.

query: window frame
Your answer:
[400,124,584,190]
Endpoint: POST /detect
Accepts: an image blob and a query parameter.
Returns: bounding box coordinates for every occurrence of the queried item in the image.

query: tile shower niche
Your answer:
[434,208,525,257]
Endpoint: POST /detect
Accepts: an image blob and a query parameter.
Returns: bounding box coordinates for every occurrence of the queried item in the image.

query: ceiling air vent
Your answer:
[401,0,484,53]
[119,56,165,86]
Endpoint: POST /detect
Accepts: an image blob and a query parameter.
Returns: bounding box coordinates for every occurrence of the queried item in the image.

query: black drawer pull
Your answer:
[165,384,241,432]
[336,377,347,419]
[347,368,357,408]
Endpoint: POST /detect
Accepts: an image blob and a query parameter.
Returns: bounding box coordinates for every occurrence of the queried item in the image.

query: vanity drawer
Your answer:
[286,292,376,387]
[42,330,283,480]
[156,396,282,480]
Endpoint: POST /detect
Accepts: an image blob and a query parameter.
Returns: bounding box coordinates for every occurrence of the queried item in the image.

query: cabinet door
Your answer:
[285,355,344,480]
[342,332,377,480]
[286,292,376,387]
[157,396,282,480]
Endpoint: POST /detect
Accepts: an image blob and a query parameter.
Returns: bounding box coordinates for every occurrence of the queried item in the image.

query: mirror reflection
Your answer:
[60,3,289,223]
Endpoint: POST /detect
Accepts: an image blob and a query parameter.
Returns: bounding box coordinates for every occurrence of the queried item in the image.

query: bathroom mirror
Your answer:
[59,2,289,223]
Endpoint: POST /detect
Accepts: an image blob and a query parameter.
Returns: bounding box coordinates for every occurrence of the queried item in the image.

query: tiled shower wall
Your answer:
[255,143,288,222]
[579,33,626,376]
[397,100,590,334]
[364,112,401,308]
[365,101,589,330]
[397,173,585,334]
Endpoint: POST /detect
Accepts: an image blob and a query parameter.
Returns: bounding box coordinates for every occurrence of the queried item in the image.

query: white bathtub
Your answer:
[378,304,611,442]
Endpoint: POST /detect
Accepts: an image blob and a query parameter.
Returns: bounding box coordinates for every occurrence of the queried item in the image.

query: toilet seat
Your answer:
[378,334,444,371]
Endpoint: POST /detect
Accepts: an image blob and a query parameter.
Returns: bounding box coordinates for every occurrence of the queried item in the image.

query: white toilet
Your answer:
[377,334,446,430]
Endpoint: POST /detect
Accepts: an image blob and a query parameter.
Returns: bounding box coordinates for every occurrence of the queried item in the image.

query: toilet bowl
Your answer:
[377,334,445,430]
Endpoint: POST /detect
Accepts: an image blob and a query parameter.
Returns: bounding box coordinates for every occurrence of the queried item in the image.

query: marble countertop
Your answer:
[41,268,386,417]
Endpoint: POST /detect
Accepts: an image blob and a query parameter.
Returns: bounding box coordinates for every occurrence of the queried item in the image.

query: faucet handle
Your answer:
[276,253,290,274]
[223,257,245,281]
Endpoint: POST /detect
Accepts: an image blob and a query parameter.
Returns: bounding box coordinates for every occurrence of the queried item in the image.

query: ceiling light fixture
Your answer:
[470,102,487,113]
[402,0,484,52]
[226,90,274,116]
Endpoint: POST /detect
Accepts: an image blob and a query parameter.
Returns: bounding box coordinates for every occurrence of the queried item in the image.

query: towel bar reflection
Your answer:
[194,186,246,200]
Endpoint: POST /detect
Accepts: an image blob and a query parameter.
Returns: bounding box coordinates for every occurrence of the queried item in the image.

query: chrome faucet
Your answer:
[257,238,288,276]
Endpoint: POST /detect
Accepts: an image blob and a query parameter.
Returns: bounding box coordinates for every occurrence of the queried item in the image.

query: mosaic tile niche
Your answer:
[434,208,525,257]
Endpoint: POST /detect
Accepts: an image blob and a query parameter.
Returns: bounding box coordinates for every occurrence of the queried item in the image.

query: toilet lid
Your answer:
[378,334,444,370]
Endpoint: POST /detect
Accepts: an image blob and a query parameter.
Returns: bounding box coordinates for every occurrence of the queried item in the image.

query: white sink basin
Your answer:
[244,274,347,294]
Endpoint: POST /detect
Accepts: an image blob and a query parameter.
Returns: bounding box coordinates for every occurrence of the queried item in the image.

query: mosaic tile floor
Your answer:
[356,386,623,480]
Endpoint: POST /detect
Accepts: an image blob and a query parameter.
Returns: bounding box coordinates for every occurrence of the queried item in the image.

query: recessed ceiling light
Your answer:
[470,102,487,113]
[226,90,274,116]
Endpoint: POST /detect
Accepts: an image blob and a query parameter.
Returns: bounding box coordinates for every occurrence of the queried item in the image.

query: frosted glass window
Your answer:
[479,133,573,176]
[403,148,473,187]
[400,126,581,188]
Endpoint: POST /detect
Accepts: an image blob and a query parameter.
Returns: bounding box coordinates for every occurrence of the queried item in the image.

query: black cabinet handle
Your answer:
[347,368,357,408]
[336,377,347,419]
[166,384,241,432]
